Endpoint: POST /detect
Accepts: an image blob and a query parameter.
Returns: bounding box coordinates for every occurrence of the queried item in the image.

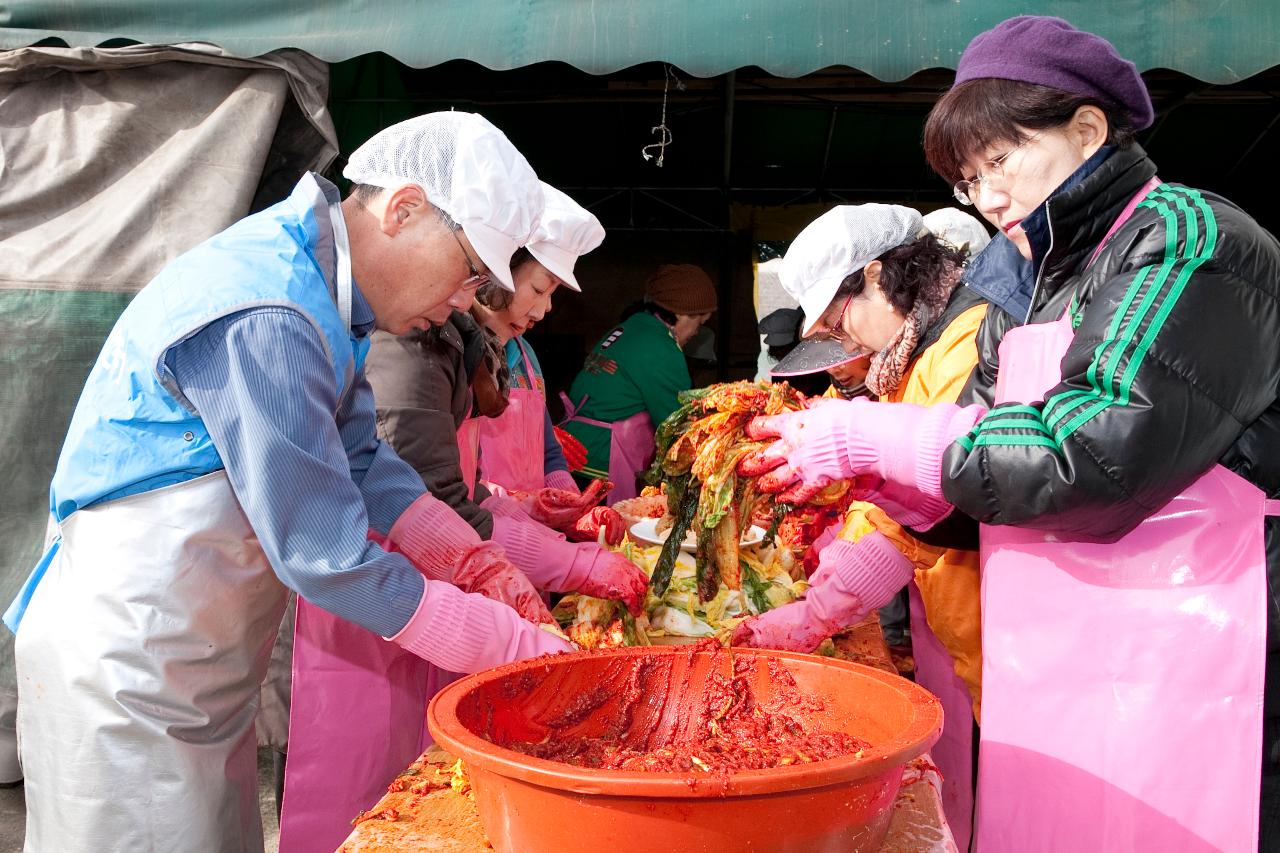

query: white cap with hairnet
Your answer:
[922,207,992,256]
[527,184,605,292]
[343,111,543,292]
[780,204,924,336]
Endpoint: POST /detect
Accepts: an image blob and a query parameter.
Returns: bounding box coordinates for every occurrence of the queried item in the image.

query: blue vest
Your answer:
[6,174,367,632]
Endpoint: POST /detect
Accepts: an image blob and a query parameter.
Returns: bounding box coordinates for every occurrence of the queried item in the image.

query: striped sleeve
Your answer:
[167,307,424,637]
[942,185,1276,539]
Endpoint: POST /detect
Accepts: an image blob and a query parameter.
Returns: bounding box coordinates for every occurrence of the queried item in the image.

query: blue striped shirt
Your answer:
[164,285,425,637]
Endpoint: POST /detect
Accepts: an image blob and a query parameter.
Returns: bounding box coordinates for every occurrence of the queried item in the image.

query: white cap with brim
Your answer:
[343,111,543,292]
[922,207,992,256]
[780,204,924,336]
[770,339,866,377]
[526,184,605,292]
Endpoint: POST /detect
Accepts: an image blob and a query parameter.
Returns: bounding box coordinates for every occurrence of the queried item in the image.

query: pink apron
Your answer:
[279,564,460,850]
[477,338,548,493]
[560,392,656,505]
[909,582,975,853]
[975,179,1273,852]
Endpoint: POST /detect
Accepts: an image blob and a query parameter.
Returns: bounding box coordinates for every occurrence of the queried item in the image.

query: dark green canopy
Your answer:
[2,0,1277,83]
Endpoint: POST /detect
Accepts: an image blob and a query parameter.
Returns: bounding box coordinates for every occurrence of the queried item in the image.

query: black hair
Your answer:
[923,78,1138,184]
[829,234,965,317]
[474,248,538,312]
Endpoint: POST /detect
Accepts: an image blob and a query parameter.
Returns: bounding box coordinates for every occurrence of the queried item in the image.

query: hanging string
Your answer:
[642,64,682,167]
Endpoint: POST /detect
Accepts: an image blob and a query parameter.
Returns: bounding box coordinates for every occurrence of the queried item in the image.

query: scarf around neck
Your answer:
[865,260,963,397]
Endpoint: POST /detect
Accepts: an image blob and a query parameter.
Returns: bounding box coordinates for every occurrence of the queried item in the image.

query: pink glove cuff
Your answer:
[852,477,955,532]
[389,578,573,673]
[387,579,494,672]
[488,507,619,594]
[890,403,985,500]
[544,469,580,493]
[488,512,582,592]
[481,494,536,522]
[388,493,482,582]
[821,533,915,613]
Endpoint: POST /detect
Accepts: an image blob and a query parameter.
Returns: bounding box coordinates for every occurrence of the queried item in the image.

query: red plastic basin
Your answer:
[427,646,942,853]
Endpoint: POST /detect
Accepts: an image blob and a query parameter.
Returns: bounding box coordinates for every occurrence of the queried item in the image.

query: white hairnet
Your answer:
[526,184,604,292]
[923,207,992,257]
[780,204,923,336]
[343,111,543,291]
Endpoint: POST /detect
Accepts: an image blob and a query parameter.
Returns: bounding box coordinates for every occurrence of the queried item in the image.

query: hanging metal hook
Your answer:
[642,65,682,167]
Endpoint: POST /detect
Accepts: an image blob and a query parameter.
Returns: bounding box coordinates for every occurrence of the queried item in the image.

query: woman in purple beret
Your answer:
[747,16,1280,852]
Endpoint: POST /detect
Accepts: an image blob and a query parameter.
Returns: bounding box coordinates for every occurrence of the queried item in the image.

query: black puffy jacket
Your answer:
[946,143,1280,761]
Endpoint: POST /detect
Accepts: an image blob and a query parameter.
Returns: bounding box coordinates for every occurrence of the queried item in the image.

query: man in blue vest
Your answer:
[7,112,575,852]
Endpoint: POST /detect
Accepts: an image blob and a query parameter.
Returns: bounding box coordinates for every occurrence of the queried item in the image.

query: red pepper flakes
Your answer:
[351,807,399,826]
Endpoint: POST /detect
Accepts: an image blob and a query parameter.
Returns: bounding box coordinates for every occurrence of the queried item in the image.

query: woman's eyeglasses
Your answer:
[809,289,857,344]
[952,132,1042,206]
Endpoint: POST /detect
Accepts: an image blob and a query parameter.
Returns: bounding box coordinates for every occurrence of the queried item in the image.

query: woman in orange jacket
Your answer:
[733,202,989,848]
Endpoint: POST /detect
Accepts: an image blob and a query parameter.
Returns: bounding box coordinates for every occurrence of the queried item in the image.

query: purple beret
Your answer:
[955,16,1154,131]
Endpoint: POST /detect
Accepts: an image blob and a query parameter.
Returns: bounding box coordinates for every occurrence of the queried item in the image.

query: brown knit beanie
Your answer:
[644,264,718,316]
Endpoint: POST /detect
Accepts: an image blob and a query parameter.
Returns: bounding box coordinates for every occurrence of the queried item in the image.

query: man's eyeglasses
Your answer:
[451,229,489,289]
[952,132,1042,206]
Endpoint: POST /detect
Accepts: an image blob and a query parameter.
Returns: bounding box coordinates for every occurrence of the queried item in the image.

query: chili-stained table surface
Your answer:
[337,612,957,852]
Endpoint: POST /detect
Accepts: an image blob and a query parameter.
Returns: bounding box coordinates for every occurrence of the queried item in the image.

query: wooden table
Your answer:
[338,614,957,852]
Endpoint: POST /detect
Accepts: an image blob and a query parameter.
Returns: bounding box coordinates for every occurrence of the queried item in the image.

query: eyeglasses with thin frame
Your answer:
[809,289,856,343]
[952,131,1043,206]
[450,229,490,290]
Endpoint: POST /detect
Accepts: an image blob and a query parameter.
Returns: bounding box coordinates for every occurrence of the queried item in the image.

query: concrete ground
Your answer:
[0,749,282,852]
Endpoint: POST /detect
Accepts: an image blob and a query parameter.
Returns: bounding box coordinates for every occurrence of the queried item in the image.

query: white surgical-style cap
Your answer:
[526,184,605,292]
[922,207,992,256]
[343,111,543,292]
[780,204,923,336]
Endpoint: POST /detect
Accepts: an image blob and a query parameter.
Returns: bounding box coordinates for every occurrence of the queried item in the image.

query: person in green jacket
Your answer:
[561,263,716,501]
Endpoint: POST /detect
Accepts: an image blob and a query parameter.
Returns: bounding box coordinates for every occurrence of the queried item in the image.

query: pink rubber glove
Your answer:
[484,496,649,615]
[451,542,558,625]
[385,493,554,623]
[743,398,985,505]
[386,493,489,583]
[568,506,626,547]
[730,532,913,653]
[544,469,580,493]
[387,578,573,674]
[847,475,955,532]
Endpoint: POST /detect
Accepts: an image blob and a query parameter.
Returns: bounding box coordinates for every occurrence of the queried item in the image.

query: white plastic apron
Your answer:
[15,471,287,852]
[560,392,656,505]
[975,182,1273,849]
[477,338,547,493]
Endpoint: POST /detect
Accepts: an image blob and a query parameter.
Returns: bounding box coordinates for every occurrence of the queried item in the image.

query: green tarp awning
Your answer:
[2,0,1277,83]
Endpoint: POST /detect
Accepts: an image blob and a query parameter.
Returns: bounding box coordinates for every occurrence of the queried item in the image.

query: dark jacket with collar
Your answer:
[364,312,499,538]
[944,143,1280,758]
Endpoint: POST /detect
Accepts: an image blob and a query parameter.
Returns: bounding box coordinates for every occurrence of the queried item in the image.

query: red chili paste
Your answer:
[507,647,867,773]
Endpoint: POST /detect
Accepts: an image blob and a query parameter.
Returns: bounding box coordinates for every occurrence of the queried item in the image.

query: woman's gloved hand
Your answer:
[388,578,573,674]
[485,496,649,615]
[567,506,626,547]
[451,542,558,625]
[740,398,985,505]
[847,475,955,532]
[730,532,913,653]
[512,478,613,530]
[544,468,582,494]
